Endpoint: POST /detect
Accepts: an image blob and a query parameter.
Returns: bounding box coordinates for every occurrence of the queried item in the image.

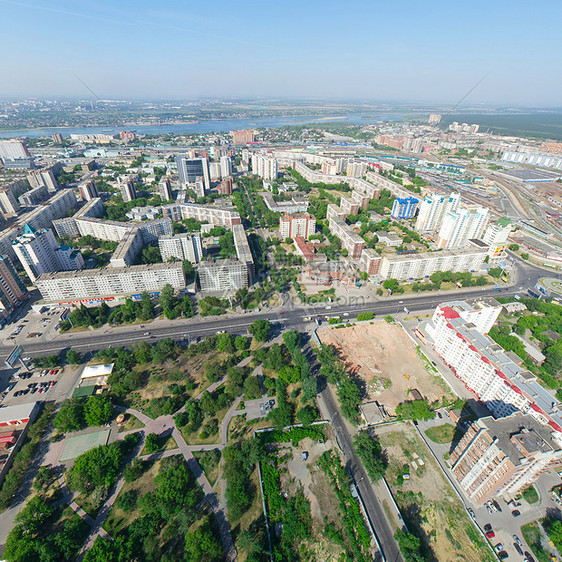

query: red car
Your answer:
[486,531,495,539]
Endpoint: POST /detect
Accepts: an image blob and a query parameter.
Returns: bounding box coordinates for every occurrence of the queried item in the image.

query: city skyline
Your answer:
[0,0,561,105]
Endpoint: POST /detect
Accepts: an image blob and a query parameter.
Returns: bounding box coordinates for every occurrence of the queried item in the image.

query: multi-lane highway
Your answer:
[1,276,543,361]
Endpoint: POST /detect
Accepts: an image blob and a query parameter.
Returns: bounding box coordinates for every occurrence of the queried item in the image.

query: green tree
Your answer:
[395,528,426,562]
[282,330,300,351]
[296,405,317,426]
[65,349,82,365]
[69,442,124,493]
[509,243,519,251]
[139,292,155,321]
[249,319,270,342]
[383,278,399,292]
[54,399,84,433]
[84,394,113,427]
[216,333,234,354]
[395,399,435,421]
[234,336,249,351]
[144,433,160,454]
[354,432,387,482]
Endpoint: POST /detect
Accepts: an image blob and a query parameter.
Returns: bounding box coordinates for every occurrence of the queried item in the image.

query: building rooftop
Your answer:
[81,364,114,379]
[0,402,37,425]
[477,413,561,465]
[36,261,183,281]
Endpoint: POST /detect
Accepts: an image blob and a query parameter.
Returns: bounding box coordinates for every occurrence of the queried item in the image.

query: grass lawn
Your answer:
[118,413,145,433]
[424,423,456,444]
[521,522,551,562]
[103,459,161,535]
[193,449,221,486]
[140,433,178,456]
[522,484,539,504]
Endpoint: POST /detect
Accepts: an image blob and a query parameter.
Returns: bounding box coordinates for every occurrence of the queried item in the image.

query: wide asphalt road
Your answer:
[0,283,532,360]
[318,382,402,562]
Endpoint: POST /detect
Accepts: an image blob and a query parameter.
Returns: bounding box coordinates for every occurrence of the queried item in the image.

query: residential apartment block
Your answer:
[328,216,365,259]
[0,256,27,324]
[391,197,419,219]
[482,217,512,259]
[162,203,241,228]
[198,259,248,292]
[279,213,316,239]
[449,413,562,504]
[415,193,461,232]
[35,262,186,304]
[12,225,84,282]
[437,207,489,249]
[251,154,278,180]
[425,301,562,430]
[158,234,203,264]
[378,242,488,280]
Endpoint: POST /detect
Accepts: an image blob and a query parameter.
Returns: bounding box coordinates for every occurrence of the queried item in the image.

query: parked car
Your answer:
[498,551,509,560]
[494,543,504,552]
[486,530,495,539]
[513,535,522,547]
[512,509,521,517]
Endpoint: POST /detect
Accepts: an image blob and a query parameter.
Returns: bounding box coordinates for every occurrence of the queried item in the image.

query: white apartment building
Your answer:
[425,301,562,429]
[159,234,203,264]
[0,189,77,262]
[35,262,186,304]
[158,177,173,201]
[209,162,222,181]
[12,225,84,282]
[328,216,365,259]
[27,169,58,192]
[198,259,248,292]
[163,203,241,228]
[378,243,488,280]
[437,207,489,249]
[251,154,278,180]
[415,193,461,232]
[346,161,368,178]
[279,214,316,239]
[220,156,232,178]
[365,170,412,199]
[482,217,512,259]
[109,228,144,268]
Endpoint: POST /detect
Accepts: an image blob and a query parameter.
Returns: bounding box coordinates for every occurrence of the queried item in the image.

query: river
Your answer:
[0,113,404,139]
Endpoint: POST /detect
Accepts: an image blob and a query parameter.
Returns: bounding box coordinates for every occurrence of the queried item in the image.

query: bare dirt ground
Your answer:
[317,321,452,414]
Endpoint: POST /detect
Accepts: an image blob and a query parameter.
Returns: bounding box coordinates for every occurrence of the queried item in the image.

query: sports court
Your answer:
[59,429,111,462]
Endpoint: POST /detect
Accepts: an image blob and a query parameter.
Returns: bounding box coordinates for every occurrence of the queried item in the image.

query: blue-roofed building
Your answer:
[391,196,419,219]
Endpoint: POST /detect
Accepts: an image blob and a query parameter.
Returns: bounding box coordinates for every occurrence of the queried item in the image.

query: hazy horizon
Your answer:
[1,0,560,106]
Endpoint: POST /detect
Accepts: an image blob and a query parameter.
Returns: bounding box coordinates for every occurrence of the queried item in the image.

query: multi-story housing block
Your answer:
[279,213,316,240]
[378,242,488,280]
[0,256,27,323]
[415,193,461,232]
[158,234,203,264]
[163,203,241,228]
[437,207,490,249]
[426,301,562,429]
[328,216,365,259]
[35,262,186,304]
[12,225,84,282]
[449,413,562,504]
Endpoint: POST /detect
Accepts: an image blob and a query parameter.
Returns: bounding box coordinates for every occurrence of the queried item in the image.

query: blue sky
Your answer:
[0,0,560,106]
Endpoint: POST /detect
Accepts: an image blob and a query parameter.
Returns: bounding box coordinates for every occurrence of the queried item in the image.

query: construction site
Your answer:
[317,320,454,423]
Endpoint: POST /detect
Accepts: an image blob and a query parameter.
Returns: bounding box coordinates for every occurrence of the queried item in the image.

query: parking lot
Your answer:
[0,362,83,408]
[243,397,277,420]
[0,306,65,349]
